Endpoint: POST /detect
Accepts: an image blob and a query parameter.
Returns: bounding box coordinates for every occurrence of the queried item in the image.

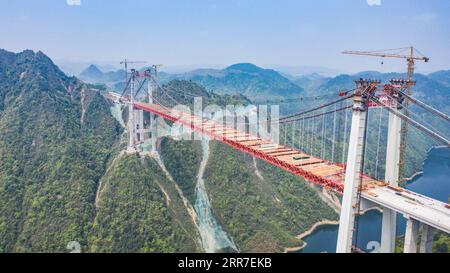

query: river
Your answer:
[299,147,450,253]
[195,137,238,253]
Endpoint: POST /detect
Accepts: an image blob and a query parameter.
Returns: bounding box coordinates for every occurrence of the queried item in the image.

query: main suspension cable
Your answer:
[399,90,450,123]
[369,95,450,146]
[279,94,355,122]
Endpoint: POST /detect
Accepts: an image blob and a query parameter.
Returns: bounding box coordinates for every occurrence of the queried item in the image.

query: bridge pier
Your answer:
[403,217,420,253]
[381,208,397,252]
[419,224,434,253]
[128,105,136,147]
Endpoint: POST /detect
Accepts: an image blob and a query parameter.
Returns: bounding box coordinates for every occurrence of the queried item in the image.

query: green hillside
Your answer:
[89,154,199,253]
[0,49,121,252]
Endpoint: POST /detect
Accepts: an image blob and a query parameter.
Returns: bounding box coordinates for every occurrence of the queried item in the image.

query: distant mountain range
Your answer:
[428,70,450,88]
[79,64,125,85]
[76,62,450,106]
[78,62,306,101]
[175,63,305,100]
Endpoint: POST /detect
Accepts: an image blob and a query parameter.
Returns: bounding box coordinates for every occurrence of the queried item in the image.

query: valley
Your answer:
[0,47,449,253]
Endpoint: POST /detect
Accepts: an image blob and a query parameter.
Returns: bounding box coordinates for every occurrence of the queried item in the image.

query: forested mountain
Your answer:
[0,49,338,253]
[173,63,305,100]
[429,70,450,88]
[0,50,200,252]
[0,49,121,252]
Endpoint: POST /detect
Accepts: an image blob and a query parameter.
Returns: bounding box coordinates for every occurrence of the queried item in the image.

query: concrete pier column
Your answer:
[403,217,419,253]
[419,224,434,253]
[135,109,144,142]
[128,103,135,147]
[381,207,397,253]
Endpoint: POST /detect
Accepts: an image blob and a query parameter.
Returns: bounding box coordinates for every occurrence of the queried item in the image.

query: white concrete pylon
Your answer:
[148,72,157,152]
[136,109,144,142]
[381,111,402,253]
[336,95,368,253]
[128,73,136,148]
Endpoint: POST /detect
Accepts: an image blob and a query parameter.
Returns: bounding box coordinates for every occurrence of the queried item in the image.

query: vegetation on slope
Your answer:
[160,138,202,204]
[395,231,450,253]
[89,154,199,253]
[0,49,121,252]
[0,50,201,253]
[203,141,338,252]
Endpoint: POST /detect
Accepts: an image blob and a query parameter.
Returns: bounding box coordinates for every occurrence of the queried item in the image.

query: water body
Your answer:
[300,147,450,253]
[195,137,238,253]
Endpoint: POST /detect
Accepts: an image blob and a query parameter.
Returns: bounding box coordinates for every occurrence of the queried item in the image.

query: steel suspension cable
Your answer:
[300,117,305,151]
[134,78,148,99]
[313,115,317,156]
[342,106,349,164]
[363,109,370,171]
[399,90,450,123]
[292,121,297,147]
[284,124,288,145]
[384,93,448,139]
[279,94,355,122]
[119,77,133,99]
[321,112,326,159]
[331,104,337,162]
[375,108,384,179]
[369,96,450,146]
[279,105,352,124]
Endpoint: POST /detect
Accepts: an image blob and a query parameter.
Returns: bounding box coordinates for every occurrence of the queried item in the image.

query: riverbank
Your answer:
[285,220,339,253]
[403,171,423,183]
[404,145,448,183]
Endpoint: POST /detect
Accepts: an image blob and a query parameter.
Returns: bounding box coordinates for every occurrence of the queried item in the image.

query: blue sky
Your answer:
[0,0,449,74]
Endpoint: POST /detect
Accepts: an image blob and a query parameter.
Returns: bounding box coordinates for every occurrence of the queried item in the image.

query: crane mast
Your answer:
[120,59,147,87]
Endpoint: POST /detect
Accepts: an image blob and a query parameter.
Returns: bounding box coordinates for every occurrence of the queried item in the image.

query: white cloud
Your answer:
[367,0,381,6]
[67,0,81,6]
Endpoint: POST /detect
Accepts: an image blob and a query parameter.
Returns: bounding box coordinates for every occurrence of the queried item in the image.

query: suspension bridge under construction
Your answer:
[106,49,450,253]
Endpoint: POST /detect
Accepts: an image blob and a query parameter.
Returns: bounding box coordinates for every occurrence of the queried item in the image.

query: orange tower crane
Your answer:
[342,47,429,184]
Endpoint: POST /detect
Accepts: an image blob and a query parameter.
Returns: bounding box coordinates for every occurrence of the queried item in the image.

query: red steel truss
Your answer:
[134,102,387,194]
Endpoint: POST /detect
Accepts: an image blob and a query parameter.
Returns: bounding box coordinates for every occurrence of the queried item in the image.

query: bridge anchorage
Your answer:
[107,62,450,253]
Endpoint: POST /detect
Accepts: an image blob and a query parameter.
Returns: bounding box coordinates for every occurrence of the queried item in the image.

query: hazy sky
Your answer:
[1,0,449,73]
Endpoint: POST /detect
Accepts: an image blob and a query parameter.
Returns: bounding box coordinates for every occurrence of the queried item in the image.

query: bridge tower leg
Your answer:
[336,92,368,253]
[380,111,402,253]
[135,109,144,142]
[128,70,136,148]
[148,73,157,153]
